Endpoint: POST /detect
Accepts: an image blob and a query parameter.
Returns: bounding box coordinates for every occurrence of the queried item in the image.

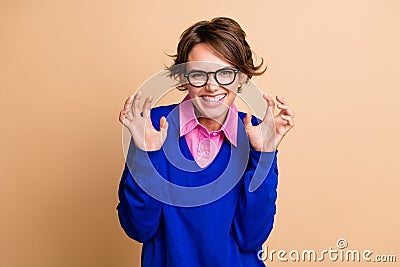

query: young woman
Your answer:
[117,17,295,267]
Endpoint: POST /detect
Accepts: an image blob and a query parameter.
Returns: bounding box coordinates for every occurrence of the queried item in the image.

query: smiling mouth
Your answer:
[201,94,226,104]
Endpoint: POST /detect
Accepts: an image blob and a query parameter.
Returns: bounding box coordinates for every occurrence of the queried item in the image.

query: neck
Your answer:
[194,108,229,132]
[198,117,222,132]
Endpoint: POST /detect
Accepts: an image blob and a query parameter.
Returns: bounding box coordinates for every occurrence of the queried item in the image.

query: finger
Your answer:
[160,116,169,129]
[159,117,169,140]
[277,104,295,117]
[276,95,288,105]
[121,95,135,122]
[262,94,275,123]
[119,110,132,127]
[263,94,275,113]
[243,113,253,128]
[133,91,142,117]
[281,114,295,127]
[122,95,134,113]
[119,110,125,124]
[142,96,153,117]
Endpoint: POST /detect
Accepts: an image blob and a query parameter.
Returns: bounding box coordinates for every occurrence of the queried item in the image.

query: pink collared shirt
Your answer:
[179,95,238,168]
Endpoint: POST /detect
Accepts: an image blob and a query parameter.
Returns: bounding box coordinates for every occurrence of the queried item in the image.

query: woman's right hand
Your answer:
[119,91,168,151]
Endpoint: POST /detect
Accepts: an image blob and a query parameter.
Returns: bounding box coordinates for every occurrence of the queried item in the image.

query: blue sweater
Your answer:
[117,104,279,267]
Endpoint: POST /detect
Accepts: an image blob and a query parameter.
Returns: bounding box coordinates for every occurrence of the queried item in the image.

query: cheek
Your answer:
[223,91,237,105]
[227,93,236,103]
[223,81,240,93]
[187,87,199,98]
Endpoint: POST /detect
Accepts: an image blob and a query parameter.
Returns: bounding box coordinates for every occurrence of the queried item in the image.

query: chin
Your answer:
[200,109,227,120]
[194,102,229,122]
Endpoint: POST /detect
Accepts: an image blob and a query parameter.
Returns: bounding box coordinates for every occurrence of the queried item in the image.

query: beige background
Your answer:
[1,0,399,266]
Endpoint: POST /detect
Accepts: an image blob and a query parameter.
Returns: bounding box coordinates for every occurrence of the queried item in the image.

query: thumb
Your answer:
[159,116,168,129]
[243,113,252,128]
[159,116,168,137]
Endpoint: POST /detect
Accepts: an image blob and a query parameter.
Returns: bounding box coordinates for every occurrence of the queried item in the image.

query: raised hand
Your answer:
[119,91,168,151]
[243,95,295,152]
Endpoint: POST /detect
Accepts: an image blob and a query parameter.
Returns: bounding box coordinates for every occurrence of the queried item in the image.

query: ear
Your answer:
[238,73,250,85]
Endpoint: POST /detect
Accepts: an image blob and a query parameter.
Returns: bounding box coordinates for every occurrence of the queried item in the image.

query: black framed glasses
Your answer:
[184,68,240,87]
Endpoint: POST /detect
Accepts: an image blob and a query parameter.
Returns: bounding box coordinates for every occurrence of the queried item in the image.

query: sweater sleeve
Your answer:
[116,142,163,243]
[231,148,279,251]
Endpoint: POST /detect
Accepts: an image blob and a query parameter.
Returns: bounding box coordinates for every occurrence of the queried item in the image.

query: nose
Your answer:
[205,73,219,92]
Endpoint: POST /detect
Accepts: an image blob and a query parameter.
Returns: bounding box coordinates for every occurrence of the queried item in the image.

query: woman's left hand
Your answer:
[244,95,295,152]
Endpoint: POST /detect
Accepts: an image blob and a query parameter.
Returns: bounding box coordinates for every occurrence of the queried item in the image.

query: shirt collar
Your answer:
[179,94,238,147]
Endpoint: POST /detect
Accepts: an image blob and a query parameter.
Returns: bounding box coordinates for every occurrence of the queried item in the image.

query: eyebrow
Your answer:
[187,68,205,72]
[187,67,236,73]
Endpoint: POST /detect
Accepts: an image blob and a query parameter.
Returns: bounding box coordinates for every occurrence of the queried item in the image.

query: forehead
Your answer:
[187,43,233,70]
[185,62,233,72]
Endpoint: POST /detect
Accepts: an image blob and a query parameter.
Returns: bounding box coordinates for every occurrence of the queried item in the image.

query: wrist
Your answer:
[137,144,162,152]
[252,142,276,152]
[133,139,162,152]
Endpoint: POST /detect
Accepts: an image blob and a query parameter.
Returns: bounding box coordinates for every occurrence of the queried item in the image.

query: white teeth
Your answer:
[202,94,226,103]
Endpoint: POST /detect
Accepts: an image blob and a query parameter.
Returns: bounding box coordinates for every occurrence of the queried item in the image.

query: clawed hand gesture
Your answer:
[119,91,168,151]
[243,95,295,152]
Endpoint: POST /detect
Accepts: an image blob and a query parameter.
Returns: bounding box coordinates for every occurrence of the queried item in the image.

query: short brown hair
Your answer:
[168,17,266,91]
